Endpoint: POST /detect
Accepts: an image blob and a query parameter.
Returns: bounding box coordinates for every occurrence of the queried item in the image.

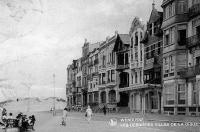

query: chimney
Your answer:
[106,36,110,42]
[115,30,118,36]
[152,0,155,10]
[84,38,87,43]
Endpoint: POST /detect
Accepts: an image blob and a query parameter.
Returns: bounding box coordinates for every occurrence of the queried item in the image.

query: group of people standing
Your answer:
[0,108,36,131]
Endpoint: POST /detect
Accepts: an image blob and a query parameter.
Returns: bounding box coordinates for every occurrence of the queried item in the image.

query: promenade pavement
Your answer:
[1,111,200,132]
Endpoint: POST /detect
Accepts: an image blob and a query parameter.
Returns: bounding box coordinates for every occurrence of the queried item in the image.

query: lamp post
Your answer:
[27,86,30,112]
[53,73,56,116]
[21,82,32,113]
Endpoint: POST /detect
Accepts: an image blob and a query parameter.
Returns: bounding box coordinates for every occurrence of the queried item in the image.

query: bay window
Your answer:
[165,83,175,105]
[164,26,175,46]
[177,84,186,105]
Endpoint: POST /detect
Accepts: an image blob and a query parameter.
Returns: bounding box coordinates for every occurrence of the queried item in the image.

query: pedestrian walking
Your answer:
[61,107,68,126]
[103,105,107,115]
[85,105,92,123]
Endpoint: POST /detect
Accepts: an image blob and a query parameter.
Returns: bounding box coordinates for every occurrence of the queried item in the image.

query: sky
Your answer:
[0,0,162,100]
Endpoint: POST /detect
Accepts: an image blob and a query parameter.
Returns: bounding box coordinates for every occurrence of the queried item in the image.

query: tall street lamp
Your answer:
[53,73,56,116]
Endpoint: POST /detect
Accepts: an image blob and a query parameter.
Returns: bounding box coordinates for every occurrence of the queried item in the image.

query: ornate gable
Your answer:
[129,17,144,35]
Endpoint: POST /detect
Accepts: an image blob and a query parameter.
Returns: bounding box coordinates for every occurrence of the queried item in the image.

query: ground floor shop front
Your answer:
[163,78,200,116]
[123,84,162,114]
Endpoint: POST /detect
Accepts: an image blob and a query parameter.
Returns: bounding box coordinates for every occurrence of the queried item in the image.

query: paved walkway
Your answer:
[36,111,200,132]
[35,112,174,132]
[1,111,200,132]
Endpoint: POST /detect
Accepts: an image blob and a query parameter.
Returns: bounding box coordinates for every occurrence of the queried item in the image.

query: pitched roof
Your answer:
[118,34,130,45]
[149,8,163,24]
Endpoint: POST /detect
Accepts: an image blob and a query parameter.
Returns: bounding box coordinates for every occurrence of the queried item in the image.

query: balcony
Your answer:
[130,61,143,69]
[72,87,77,93]
[179,65,200,78]
[107,62,115,67]
[187,35,200,48]
[119,83,129,88]
[92,72,98,77]
[87,74,92,80]
[144,78,161,84]
[189,3,200,20]
[82,84,88,90]
[76,82,82,88]
[88,61,93,67]
[94,59,99,65]
[116,64,129,70]
[72,80,76,87]
[106,81,116,87]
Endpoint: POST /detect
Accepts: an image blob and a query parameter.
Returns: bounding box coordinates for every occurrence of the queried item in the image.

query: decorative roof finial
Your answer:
[152,0,155,10]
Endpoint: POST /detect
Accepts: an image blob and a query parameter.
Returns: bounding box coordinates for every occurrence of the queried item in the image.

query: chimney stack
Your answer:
[115,30,118,36]
[152,0,155,10]
[106,36,110,42]
[84,38,87,43]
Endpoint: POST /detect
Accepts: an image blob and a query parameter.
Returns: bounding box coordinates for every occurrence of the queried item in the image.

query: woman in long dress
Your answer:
[61,107,68,126]
[85,105,92,123]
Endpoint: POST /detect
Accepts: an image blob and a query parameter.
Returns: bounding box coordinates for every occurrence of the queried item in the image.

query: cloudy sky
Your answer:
[0,0,162,100]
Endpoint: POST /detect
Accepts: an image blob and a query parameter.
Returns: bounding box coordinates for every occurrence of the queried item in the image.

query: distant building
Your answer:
[113,33,130,111]
[81,39,90,107]
[66,63,76,107]
[128,17,146,113]
[65,1,200,116]
[75,58,82,106]
[142,3,163,113]
[87,47,99,106]
[98,33,118,110]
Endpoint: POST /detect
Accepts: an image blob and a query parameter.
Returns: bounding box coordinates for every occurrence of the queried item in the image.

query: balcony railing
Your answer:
[179,65,200,78]
[130,61,143,69]
[117,64,129,70]
[76,84,81,88]
[189,3,200,19]
[92,72,98,77]
[119,83,129,88]
[187,35,200,48]
[144,78,161,84]
[88,61,93,67]
[87,74,92,80]
[106,81,116,87]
